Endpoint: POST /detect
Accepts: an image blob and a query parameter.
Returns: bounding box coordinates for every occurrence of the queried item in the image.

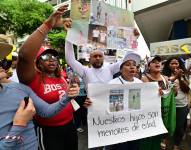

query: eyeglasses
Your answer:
[40,54,59,61]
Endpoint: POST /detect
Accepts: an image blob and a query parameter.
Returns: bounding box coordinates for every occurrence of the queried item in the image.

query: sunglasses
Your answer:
[40,54,59,61]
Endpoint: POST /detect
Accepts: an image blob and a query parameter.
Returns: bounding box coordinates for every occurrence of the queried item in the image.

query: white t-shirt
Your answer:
[109,76,143,84]
[174,79,188,107]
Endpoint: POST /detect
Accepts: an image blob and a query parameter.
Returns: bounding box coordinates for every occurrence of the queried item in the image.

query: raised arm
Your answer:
[17,5,70,84]
[65,41,86,77]
[108,61,121,75]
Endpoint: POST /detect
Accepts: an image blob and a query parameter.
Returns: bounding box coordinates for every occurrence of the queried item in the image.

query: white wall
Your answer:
[132,0,168,12]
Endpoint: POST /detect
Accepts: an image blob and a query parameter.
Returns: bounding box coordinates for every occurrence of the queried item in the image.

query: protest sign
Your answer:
[67,0,136,51]
[87,82,167,148]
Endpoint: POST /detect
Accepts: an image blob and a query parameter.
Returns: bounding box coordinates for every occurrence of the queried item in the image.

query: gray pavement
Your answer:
[78,126,88,150]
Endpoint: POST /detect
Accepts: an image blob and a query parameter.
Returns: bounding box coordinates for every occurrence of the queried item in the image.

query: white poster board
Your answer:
[87,82,167,148]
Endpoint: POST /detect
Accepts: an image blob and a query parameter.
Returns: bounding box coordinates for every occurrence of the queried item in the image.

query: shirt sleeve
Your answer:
[0,126,25,149]
[65,41,86,77]
[108,61,121,75]
[29,88,71,118]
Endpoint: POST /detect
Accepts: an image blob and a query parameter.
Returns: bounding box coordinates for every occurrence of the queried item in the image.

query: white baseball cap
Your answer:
[120,51,141,68]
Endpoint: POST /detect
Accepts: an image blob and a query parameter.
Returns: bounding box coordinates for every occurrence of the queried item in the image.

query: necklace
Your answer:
[48,73,56,78]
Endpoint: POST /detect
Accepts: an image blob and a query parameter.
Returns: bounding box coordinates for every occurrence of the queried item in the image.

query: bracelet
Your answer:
[37,28,45,36]
[13,124,26,127]
[44,22,52,30]
[0,135,22,141]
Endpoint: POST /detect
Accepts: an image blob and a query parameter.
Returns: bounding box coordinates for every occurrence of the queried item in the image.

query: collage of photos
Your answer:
[128,89,141,110]
[109,89,124,112]
[68,0,137,61]
[88,24,107,48]
[107,26,137,49]
[90,0,134,27]
[109,88,141,112]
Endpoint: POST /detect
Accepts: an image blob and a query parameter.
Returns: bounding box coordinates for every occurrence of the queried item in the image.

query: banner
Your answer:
[150,38,191,56]
[87,82,167,148]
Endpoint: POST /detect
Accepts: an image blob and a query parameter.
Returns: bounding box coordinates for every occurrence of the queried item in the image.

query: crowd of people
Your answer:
[0,4,191,150]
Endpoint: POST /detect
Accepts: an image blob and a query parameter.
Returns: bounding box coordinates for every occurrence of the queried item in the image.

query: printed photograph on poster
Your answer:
[90,0,108,26]
[109,89,124,112]
[128,89,141,110]
[116,49,127,61]
[107,26,137,49]
[90,0,134,27]
[77,43,95,60]
[66,21,88,46]
[104,49,117,63]
[88,24,107,48]
[70,0,91,21]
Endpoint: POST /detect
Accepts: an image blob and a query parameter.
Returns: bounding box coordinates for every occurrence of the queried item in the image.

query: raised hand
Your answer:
[63,18,72,30]
[44,5,69,28]
[83,98,92,108]
[174,68,183,79]
[67,83,80,98]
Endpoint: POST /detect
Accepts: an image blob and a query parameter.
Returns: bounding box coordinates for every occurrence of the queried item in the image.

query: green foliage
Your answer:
[48,29,67,63]
[0,0,53,37]
[48,29,67,51]
[48,29,77,65]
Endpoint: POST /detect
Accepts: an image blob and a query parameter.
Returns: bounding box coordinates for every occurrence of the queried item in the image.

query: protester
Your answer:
[140,56,169,150]
[162,57,190,150]
[109,51,142,150]
[17,5,79,150]
[66,43,122,110]
[0,42,79,150]
[65,42,116,87]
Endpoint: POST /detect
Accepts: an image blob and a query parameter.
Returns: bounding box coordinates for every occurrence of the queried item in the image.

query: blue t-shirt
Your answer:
[0,82,70,150]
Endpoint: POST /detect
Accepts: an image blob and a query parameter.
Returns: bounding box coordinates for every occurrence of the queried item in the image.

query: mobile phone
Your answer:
[24,97,29,108]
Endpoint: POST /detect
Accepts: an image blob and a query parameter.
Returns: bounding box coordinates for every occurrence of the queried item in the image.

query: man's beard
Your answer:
[92,62,103,68]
